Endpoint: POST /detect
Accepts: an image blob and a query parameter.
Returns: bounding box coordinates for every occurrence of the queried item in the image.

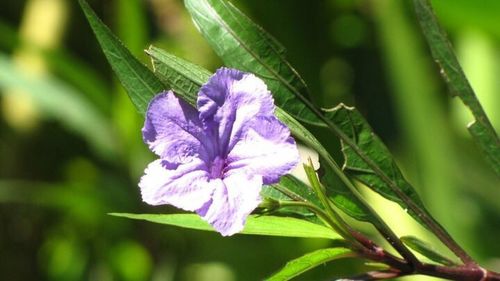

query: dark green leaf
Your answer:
[468,122,500,177]
[110,213,341,239]
[326,104,429,225]
[330,105,423,205]
[147,45,211,106]
[401,236,457,266]
[263,175,321,207]
[266,248,355,281]
[261,175,321,219]
[184,0,324,126]
[413,0,500,177]
[79,0,164,114]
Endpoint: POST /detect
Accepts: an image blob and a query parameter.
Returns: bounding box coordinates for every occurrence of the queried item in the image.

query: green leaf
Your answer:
[468,122,500,177]
[413,0,500,177]
[79,0,164,114]
[263,175,321,207]
[147,45,211,106]
[110,213,341,240]
[0,54,116,158]
[184,0,324,126]
[261,175,321,219]
[326,104,429,225]
[401,236,456,266]
[266,248,355,281]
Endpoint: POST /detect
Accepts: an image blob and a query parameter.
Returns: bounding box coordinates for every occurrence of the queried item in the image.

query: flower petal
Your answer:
[143,91,214,164]
[197,68,275,155]
[226,116,300,184]
[139,159,213,211]
[197,173,263,236]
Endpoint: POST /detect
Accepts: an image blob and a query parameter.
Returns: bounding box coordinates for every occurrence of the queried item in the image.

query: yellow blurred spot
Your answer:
[183,262,235,281]
[2,0,68,130]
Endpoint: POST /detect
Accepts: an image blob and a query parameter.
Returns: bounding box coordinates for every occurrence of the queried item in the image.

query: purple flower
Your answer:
[139,68,300,236]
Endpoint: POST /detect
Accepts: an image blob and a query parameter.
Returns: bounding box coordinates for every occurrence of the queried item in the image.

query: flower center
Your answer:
[209,156,226,179]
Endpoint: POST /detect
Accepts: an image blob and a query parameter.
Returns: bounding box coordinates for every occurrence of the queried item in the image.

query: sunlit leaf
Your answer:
[185,0,325,126]
[266,248,355,281]
[401,236,457,266]
[79,0,164,114]
[110,213,342,240]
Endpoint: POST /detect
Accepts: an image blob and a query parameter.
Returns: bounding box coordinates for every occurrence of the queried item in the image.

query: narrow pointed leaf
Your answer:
[79,0,164,114]
[110,213,341,239]
[401,236,457,266]
[185,0,324,126]
[413,0,500,177]
[327,104,429,225]
[267,248,355,281]
[468,122,500,177]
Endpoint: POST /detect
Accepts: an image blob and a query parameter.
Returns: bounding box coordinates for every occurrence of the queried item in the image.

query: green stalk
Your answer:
[277,109,421,267]
[302,162,355,244]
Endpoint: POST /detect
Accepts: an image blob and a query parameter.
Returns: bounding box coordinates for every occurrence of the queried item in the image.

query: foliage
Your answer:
[1,0,499,280]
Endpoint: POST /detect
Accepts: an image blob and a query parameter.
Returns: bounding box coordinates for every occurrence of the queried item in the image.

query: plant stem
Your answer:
[281,116,422,268]
[417,264,500,281]
[323,108,475,265]
[275,170,500,280]
[337,267,500,281]
[316,146,421,268]
[300,164,360,244]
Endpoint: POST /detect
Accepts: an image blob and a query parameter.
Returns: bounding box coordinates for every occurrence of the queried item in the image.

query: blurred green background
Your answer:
[0,0,498,280]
